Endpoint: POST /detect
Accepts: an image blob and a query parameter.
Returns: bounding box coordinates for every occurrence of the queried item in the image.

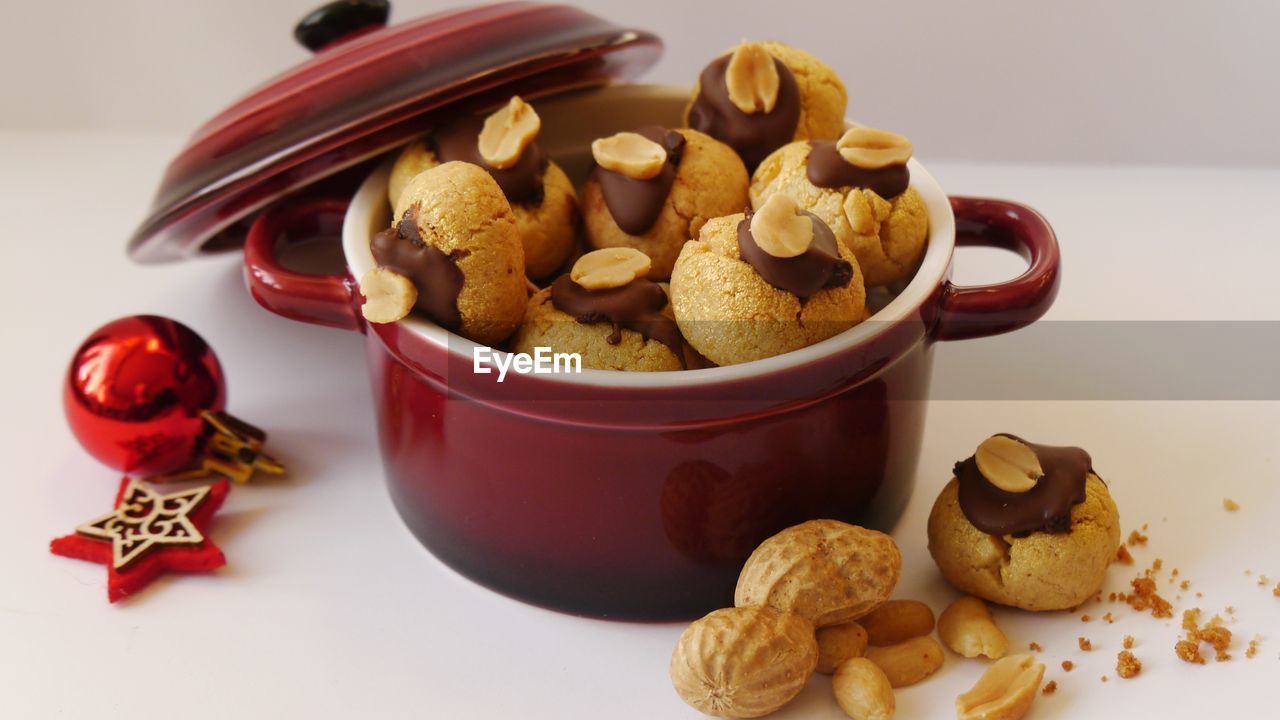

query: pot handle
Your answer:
[932,196,1061,341]
[243,197,364,332]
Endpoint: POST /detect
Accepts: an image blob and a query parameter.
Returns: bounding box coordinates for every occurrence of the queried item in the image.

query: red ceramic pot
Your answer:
[243,86,1060,620]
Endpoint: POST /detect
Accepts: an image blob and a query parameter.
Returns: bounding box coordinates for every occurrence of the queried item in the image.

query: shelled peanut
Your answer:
[938,596,1009,659]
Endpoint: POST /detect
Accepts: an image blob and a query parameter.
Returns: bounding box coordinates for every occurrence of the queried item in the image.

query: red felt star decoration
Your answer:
[51,476,229,602]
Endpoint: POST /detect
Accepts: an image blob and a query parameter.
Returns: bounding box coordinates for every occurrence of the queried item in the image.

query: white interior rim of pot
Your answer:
[343,84,957,389]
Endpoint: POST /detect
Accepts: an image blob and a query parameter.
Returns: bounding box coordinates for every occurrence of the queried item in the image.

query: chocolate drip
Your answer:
[429,115,548,204]
[955,435,1093,537]
[370,204,465,330]
[806,140,910,198]
[736,211,853,299]
[687,54,801,168]
[549,274,686,368]
[591,126,686,236]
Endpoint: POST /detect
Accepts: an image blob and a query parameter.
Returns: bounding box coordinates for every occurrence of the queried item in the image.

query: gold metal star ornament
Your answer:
[76,479,212,569]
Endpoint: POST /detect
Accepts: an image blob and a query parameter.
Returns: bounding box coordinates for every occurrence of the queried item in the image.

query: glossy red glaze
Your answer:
[243,198,363,331]
[64,316,227,476]
[128,2,661,263]
[936,197,1062,340]
[243,193,1059,619]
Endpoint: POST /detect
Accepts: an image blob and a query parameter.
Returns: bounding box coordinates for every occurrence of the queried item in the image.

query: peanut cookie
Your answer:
[361,161,527,346]
[581,126,748,280]
[389,96,577,280]
[927,435,1122,611]
[751,128,928,286]
[687,41,847,168]
[511,248,689,371]
[669,196,865,366]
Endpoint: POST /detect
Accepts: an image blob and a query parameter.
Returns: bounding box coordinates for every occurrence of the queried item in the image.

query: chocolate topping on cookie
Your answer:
[954,435,1092,536]
[370,204,465,330]
[737,209,852,299]
[591,126,686,236]
[807,140,910,198]
[430,115,548,204]
[550,273,686,368]
[688,52,801,168]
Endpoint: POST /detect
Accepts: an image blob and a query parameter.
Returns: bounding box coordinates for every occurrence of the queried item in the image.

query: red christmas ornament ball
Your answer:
[64,315,226,476]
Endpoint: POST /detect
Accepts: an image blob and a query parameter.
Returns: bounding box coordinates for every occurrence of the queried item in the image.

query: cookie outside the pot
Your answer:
[927,435,1123,612]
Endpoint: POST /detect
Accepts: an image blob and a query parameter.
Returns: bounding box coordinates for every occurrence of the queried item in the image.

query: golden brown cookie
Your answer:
[582,127,748,280]
[388,97,577,280]
[512,287,687,372]
[669,205,865,367]
[367,161,527,346]
[686,41,847,168]
[751,134,928,287]
[512,248,697,371]
[927,437,1122,612]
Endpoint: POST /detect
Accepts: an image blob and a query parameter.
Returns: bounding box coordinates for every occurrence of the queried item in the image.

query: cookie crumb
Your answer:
[1176,608,1236,664]
[1246,637,1260,659]
[1101,675,1109,683]
[1042,680,1057,695]
[1223,498,1239,511]
[1115,546,1135,565]
[1103,612,1115,624]
[1081,614,1091,622]
[1127,530,1148,547]
[1127,573,1174,619]
[1200,626,1232,657]
[1078,637,1092,652]
[1062,660,1074,671]
[1123,635,1134,649]
[1175,639,1206,665]
[1182,608,1201,632]
[1274,583,1280,597]
[1116,650,1142,679]
[1180,580,1191,590]
[1029,642,1043,652]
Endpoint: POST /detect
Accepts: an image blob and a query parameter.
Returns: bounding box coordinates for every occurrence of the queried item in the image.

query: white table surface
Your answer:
[1,130,1277,719]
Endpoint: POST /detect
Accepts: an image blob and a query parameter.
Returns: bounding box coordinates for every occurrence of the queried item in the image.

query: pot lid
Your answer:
[128,1,661,263]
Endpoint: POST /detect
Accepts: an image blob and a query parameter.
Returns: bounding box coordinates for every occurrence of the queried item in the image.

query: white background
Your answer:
[2,0,1280,164]
[2,1,1279,719]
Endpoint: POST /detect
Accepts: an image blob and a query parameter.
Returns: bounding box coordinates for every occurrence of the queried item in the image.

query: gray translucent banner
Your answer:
[442,321,1280,401]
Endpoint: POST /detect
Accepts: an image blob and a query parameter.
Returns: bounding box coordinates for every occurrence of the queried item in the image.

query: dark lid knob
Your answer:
[294,0,391,52]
